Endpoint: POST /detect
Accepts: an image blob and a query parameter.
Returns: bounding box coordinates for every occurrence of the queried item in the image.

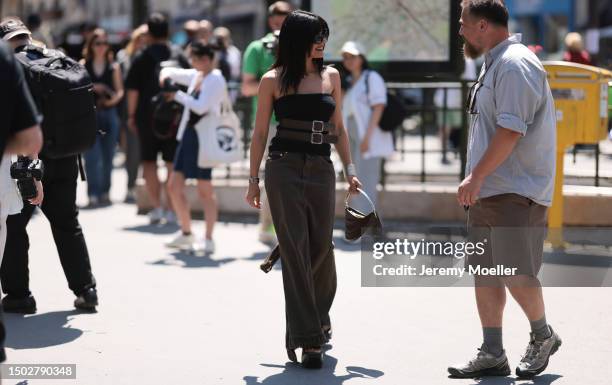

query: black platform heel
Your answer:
[287,348,297,363]
[301,348,323,369]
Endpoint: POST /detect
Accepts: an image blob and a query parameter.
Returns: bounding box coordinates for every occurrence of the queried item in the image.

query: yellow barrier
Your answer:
[543,62,611,248]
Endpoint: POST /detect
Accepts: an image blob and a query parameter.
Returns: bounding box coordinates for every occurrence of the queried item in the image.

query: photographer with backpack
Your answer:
[0,17,99,313]
[0,39,44,363]
[81,28,124,207]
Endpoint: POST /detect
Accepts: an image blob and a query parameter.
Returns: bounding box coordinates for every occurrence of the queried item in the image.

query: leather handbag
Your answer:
[345,188,382,240]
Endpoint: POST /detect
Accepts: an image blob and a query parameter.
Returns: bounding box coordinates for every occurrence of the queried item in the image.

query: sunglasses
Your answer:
[313,33,328,45]
[466,80,483,115]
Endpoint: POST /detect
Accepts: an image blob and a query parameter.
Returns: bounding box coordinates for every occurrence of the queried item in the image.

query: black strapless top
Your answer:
[270,93,336,156]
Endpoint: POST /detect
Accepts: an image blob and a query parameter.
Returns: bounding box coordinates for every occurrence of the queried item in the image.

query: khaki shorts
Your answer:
[467,193,548,277]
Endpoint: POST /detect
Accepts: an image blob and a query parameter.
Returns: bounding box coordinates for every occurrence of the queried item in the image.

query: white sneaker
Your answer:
[148,207,165,225]
[164,210,177,225]
[192,239,215,254]
[165,233,195,249]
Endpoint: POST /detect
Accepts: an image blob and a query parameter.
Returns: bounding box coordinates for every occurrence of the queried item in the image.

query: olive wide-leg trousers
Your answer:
[265,151,337,350]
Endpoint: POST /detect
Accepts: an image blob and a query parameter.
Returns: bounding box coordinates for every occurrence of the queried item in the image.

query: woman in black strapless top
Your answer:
[246,11,361,369]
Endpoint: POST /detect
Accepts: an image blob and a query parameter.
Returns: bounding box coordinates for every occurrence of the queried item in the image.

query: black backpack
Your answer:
[364,70,407,132]
[15,45,97,159]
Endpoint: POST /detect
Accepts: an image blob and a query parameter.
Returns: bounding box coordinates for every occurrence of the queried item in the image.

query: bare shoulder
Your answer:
[325,65,340,78]
[261,68,279,80]
[259,70,279,95]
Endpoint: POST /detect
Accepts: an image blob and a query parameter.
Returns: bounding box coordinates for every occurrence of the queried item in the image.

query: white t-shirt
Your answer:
[159,68,228,141]
[342,70,394,159]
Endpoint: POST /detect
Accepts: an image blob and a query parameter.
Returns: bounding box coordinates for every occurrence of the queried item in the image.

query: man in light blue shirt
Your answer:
[449,0,561,380]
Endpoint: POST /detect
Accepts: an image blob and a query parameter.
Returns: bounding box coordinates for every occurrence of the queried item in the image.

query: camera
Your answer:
[10,156,44,200]
[263,30,280,54]
[160,77,181,93]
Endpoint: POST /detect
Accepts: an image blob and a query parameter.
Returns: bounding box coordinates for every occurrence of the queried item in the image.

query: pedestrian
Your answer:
[197,20,214,44]
[0,18,99,313]
[563,32,592,66]
[212,26,241,102]
[82,28,124,207]
[449,0,560,379]
[245,10,361,369]
[242,1,293,246]
[125,13,190,225]
[117,24,149,203]
[0,39,43,364]
[340,41,393,223]
[160,41,225,254]
[182,19,199,50]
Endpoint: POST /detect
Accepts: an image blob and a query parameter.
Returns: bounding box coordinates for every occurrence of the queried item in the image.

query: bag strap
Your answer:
[364,70,371,105]
[344,187,377,214]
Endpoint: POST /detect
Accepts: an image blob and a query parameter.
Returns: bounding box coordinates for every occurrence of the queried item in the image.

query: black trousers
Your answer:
[265,152,337,350]
[1,156,96,298]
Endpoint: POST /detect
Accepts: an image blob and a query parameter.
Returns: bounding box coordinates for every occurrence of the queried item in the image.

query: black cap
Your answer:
[0,18,31,41]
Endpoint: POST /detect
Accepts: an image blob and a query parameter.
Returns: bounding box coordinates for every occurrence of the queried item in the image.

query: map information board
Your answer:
[311,0,451,63]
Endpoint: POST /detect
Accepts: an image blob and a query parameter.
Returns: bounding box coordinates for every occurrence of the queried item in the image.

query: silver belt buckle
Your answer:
[311,120,324,133]
[310,132,323,144]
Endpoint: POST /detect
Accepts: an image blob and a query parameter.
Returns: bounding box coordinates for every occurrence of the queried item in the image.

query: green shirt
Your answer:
[242,33,277,124]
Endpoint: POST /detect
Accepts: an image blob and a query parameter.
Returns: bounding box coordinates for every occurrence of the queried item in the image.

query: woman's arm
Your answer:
[173,75,226,115]
[105,63,124,107]
[330,68,361,193]
[329,69,352,168]
[245,72,275,208]
[159,67,198,87]
[361,71,387,152]
[361,104,384,152]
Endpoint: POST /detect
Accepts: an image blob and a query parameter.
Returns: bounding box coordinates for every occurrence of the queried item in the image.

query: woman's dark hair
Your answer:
[272,10,329,95]
[190,40,215,59]
[358,54,370,71]
[83,28,113,63]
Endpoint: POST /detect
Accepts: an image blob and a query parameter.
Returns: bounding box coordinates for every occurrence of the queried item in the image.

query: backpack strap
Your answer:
[364,70,372,105]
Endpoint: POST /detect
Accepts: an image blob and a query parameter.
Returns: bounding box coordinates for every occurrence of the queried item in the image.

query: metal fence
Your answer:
[223,82,612,188]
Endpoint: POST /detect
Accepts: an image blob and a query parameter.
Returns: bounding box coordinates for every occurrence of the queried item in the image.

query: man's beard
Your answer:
[463,40,483,59]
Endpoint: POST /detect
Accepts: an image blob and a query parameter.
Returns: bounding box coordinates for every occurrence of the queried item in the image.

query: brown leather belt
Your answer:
[277,118,338,144]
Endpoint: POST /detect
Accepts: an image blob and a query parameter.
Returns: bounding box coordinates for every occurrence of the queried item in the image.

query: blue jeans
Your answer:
[85,108,119,198]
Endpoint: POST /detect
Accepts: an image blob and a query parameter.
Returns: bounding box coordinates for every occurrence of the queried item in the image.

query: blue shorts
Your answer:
[173,126,212,180]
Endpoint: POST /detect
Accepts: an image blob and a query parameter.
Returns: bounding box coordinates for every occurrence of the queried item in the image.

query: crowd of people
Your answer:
[0,0,569,376]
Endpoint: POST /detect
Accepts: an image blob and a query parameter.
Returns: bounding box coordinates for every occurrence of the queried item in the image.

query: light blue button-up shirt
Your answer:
[467,34,557,207]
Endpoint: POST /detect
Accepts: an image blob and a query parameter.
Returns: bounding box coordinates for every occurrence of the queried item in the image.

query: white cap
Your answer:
[340,41,366,56]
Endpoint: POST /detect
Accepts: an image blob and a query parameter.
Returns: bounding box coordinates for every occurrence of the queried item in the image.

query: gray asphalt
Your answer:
[2,169,611,385]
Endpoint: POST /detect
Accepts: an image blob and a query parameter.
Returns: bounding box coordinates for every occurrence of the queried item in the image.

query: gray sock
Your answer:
[530,316,552,341]
[482,327,503,357]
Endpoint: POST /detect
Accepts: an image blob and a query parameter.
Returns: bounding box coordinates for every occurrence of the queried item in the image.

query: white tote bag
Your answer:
[195,91,243,169]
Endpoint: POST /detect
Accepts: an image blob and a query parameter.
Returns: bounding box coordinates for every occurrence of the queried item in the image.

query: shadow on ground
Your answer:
[148,251,237,269]
[4,311,84,349]
[463,373,563,385]
[243,345,384,385]
[122,223,180,235]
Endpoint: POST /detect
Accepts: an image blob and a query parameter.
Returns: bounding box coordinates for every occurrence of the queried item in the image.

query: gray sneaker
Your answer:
[516,326,562,378]
[448,348,511,378]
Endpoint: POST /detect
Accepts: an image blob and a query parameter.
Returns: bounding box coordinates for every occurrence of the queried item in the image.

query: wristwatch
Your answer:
[249,176,260,185]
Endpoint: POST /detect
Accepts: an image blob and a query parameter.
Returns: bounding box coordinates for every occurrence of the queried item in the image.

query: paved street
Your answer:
[2,169,612,385]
